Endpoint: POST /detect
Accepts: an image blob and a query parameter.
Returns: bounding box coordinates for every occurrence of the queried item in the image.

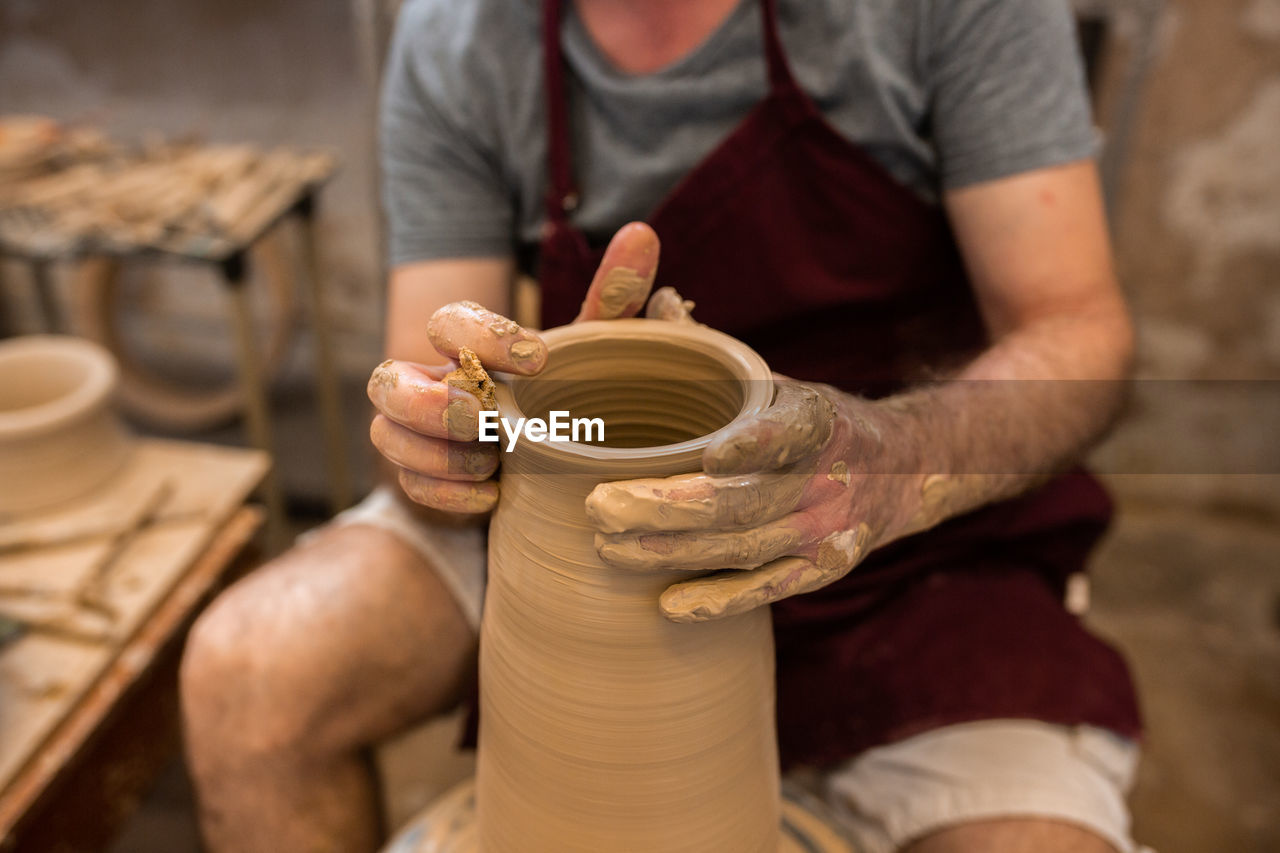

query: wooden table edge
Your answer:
[0,504,265,838]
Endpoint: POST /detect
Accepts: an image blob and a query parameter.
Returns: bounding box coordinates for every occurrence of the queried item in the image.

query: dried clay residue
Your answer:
[370,359,398,390]
[597,267,650,319]
[508,340,541,365]
[445,347,497,412]
[816,523,871,572]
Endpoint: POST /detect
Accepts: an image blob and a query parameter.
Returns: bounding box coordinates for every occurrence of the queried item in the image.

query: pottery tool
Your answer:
[0,610,115,646]
[0,506,206,557]
[0,478,176,631]
[75,478,175,612]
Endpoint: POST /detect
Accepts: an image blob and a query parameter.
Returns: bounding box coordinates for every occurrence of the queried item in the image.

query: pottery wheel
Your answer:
[384,778,860,853]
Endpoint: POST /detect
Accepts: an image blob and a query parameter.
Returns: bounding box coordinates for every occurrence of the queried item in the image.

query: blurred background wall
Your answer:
[0,0,384,376]
[1082,3,1280,849]
[1096,0,1280,517]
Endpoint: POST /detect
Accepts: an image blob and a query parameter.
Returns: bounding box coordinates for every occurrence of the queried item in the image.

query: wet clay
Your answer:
[656,521,871,625]
[479,321,778,852]
[645,286,697,323]
[595,266,651,319]
[585,467,808,534]
[388,779,857,853]
[390,321,853,852]
[659,555,828,623]
[705,383,836,476]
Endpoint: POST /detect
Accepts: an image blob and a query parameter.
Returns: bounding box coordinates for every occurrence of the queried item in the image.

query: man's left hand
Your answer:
[586,379,919,623]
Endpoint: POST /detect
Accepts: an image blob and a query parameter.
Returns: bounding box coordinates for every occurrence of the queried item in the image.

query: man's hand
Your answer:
[588,160,1133,624]
[586,380,920,623]
[366,222,661,514]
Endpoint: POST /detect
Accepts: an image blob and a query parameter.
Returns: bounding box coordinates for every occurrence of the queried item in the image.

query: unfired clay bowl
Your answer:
[0,335,131,517]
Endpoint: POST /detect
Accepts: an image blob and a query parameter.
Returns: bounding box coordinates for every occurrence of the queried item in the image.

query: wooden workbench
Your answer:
[0,120,354,542]
[0,439,268,850]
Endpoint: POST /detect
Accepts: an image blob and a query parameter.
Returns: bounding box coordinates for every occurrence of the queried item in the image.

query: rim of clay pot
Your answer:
[0,335,119,436]
[496,319,773,464]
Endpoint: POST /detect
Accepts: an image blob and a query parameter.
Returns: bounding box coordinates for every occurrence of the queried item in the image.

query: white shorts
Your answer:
[328,485,488,628]
[819,720,1150,853]
[331,487,1149,853]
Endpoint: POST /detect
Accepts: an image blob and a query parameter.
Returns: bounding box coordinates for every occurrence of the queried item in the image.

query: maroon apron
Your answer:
[534,0,1142,769]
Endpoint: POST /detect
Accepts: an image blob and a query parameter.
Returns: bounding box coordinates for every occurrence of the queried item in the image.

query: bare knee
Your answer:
[181,525,476,766]
[181,575,321,761]
[901,818,1120,853]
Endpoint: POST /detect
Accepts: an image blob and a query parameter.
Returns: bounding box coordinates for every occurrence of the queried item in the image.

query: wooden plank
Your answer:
[0,506,264,849]
[0,440,268,794]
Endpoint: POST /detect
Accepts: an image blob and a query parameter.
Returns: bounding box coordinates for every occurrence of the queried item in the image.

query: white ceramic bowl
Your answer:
[0,335,132,517]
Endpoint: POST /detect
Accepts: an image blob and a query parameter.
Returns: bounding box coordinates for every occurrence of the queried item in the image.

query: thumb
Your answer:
[574,222,660,322]
[703,382,836,476]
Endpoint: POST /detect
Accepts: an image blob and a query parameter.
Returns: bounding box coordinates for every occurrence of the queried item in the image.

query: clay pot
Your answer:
[384,320,857,852]
[477,320,778,852]
[0,335,131,516]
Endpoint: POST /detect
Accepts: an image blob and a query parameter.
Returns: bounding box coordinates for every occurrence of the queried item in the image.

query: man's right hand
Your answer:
[367,222,661,515]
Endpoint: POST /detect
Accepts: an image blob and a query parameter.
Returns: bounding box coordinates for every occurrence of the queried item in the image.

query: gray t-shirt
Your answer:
[381,0,1096,268]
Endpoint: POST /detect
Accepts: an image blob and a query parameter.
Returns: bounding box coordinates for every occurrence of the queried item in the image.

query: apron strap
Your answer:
[541,0,801,225]
[759,0,799,93]
[543,0,577,224]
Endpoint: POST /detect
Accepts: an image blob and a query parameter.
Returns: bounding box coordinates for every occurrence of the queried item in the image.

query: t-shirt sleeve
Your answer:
[379,0,513,266]
[927,0,1099,190]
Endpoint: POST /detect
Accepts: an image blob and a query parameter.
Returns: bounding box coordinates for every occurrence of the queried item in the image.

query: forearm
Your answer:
[875,296,1133,542]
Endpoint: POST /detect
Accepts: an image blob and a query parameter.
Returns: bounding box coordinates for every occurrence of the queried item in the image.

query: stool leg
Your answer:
[30,260,65,333]
[0,259,12,337]
[222,253,287,552]
[294,197,353,513]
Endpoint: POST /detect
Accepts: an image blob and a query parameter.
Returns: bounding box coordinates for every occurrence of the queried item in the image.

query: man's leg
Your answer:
[180,523,477,852]
[821,720,1141,853]
[902,819,1118,852]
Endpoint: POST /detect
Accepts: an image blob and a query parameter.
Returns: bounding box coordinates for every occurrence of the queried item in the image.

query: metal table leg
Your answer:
[294,195,353,514]
[221,251,287,551]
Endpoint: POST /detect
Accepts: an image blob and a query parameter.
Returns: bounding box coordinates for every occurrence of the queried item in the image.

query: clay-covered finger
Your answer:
[585,469,807,535]
[370,415,497,481]
[575,222,660,321]
[659,557,829,622]
[427,301,547,375]
[659,524,874,622]
[398,467,499,514]
[368,359,482,441]
[703,382,836,476]
[595,515,806,571]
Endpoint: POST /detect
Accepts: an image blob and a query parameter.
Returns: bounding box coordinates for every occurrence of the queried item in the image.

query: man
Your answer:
[181,0,1144,851]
